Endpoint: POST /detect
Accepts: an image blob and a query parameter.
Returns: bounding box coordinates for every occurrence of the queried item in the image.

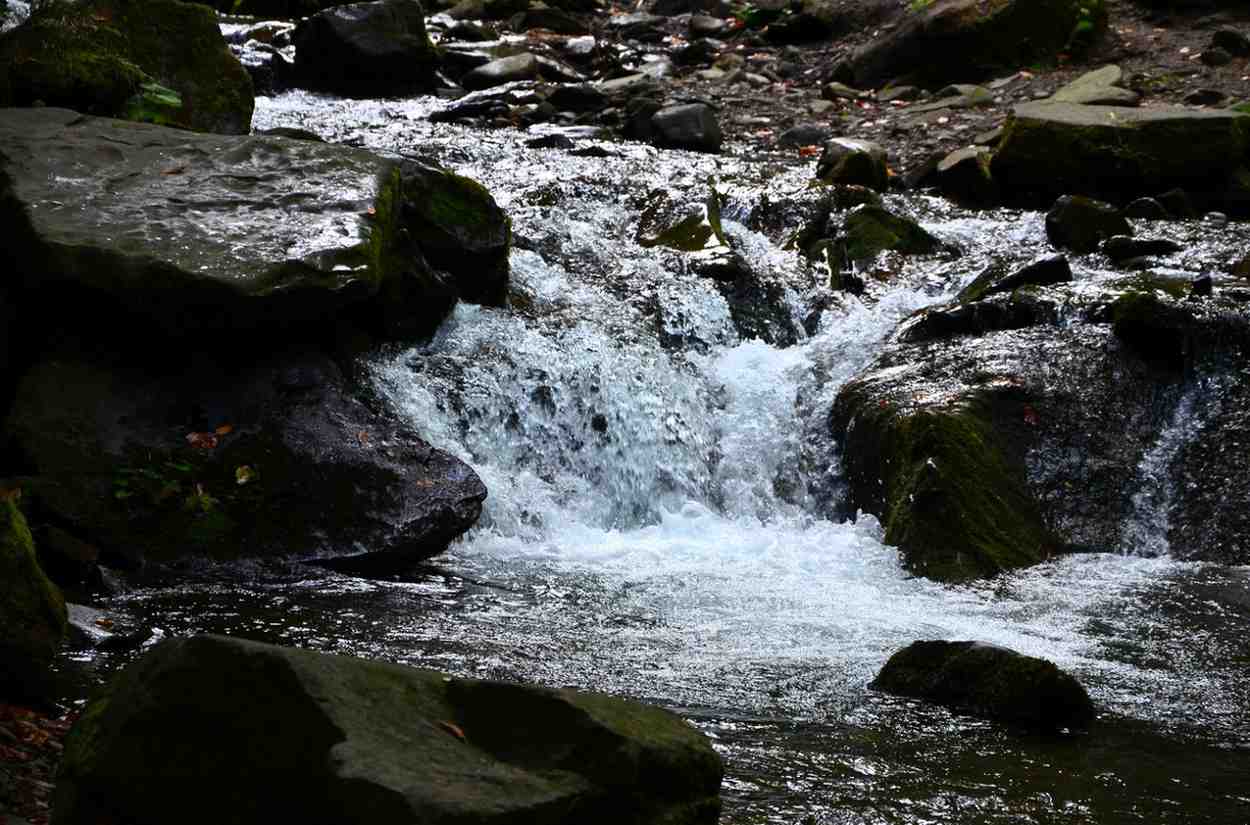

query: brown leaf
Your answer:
[214,424,234,436]
[186,432,219,450]
[438,721,466,742]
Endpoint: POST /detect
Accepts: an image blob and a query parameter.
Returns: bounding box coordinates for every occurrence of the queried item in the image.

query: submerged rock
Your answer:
[55,634,724,825]
[872,640,1095,730]
[0,0,253,133]
[0,107,509,345]
[291,0,440,98]
[0,497,66,703]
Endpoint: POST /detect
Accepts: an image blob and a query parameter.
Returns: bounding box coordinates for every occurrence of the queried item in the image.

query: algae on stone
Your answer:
[0,497,67,700]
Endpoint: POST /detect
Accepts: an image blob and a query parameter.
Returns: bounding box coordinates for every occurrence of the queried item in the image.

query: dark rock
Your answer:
[35,525,100,598]
[443,20,498,41]
[1212,27,1250,57]
[547,83,607,112]
[1191,274,1213,297]
[0,498,66,703]
[257,126,325,141]
[871,640,1095,730]
[0,108,509,347]
[849,0,1105,89]
[6,352,487,571]
[1234,254,1250,279]
[902,150,945,190]
[839,204,943,262]
[606,12,666,41]
[1124,197,1169,220]
[936,146,998,208]
[675,37,722,67]
[776,122,831,148]
[815,138,888,190]
[1199,47,1232,67]
[900,291,1059,344]
[525,133,575,149]
[957,254,1071,303]
[54,635,724,825]
[1157,187,1198,220]
[650,102,723,153]
[291,0,439,98]
[991,102,1250,212]
[1183,88,1227,106]
[688,13,727,37]
[513,5,587,35]
[1045,195,1132,254]
[1101,235,1183,264]
[462,53,541,91]
[716,272,802,347]
[0,0,253,134]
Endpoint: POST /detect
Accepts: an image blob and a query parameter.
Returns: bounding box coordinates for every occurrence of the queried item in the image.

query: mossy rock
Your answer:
[851,0,1107,88]
[839,204,943,263]
[55,634,724,825]
[815,138,888,191]
[872,640,1095,730]
[992,101,1250,211]
[0,496,67,702]
[832,386,1059,582]
[1045,194,1131,253]
[0,0,253,134]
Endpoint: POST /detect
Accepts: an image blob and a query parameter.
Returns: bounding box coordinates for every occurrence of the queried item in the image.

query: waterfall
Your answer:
[1120,380,1211,557]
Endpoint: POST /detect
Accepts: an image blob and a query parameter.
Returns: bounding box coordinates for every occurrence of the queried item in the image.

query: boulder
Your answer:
[5,352,487,571]
[291,0,440,98]
[871,640,1095,730]
[462,53,541,91]
[0,0,253,134]
[54,635,724,825]
[0,108,509,347]
[1101,235,1182,264]
[815,138,888,190]
[0,497,66,702]
[936,145,998,208]
[956,254,1071,302]
[991,101,1250,212]
[839,204,943,262]
[1045,195,1132,253]
[832,273,1250,579]
[650,102,723,153]
[849,0,1106,88]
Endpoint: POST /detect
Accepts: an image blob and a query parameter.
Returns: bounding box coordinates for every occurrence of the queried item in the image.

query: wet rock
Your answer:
[872,640,1095,730]
[1157,188,1198,221]
[0,108,510,345]
[606,12,666,41]
[936,146,998,208]
[0,498,67,703]
[688,13,727,37]
[513,4,587,35]
[1200,47,1232,67]
[849,0,1104,89]
[1045,195,1132,254]
[1234,254,1250,279]
[0,0,253,133]
[6,352,487,571]
[35,525,100,599]
[650,102,723,153]
[1101,235,1183,264]
[716,271,801,347]
[54,634,724,825]
[839,204,943,263]
[1183,88,1227,106]
[525,133,575,149]
[675,37,722,67]
[443,20,498,41]
[1124,197,1169,220]
[957,254,1071,302]
[991,102,1250,213]
[815,138,888,191]
[291,0,439,98]
[900,291,1060,344]
[547,83,607,112]
[462,52,541,90]
[1050,65,1139,106]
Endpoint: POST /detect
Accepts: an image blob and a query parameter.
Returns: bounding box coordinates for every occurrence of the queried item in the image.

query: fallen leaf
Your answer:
[438,721,467,741]
[798,145,822,157]
[94,618,114,629]
[186,431,219,450]
[214,424,234,436]
[235,465,257,486]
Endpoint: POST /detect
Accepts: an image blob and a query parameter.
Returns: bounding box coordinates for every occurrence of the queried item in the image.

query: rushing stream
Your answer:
[71,89,1250,824]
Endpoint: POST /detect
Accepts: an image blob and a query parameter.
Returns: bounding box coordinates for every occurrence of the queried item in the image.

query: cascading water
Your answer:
[93,91,1250,825]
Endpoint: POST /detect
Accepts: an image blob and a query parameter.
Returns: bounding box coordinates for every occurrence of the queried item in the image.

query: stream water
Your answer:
[71,89,1250,823]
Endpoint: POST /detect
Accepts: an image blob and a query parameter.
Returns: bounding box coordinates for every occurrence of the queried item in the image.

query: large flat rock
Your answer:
[991,101,1250,208]
[54,635,724,825]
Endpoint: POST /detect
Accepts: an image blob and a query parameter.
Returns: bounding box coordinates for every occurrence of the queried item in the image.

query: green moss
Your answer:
[0,497,68,671]
[841,205,942,262]
[1234,102,1250,115]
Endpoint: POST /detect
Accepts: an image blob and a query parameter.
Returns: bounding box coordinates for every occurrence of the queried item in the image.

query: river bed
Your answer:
[71,89,1250,824]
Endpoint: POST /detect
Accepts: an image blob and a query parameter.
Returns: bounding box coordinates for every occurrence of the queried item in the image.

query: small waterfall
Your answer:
[1120,381,1210,557]
[2,0,31,32]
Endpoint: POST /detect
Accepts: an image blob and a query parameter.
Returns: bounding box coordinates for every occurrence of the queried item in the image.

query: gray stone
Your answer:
[462,53,541,90]
[651,103,723,153]
[54,634,724,825]
[936,145,997,207]
[1050,65,1139,106]
[815,138,888,190]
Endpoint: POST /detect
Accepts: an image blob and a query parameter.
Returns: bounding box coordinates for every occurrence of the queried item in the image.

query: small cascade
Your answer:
[1120,381,1211,557]
[2,0,31,32]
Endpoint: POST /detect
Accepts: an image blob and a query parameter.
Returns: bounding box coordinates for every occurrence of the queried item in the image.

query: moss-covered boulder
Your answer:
[5,352,487,571]
[839,204,944,263]
[0,0,253,134]
[0,496,67,702]
[291,0,440,98]
[991,101,1250,212]
[849,0,1106,89]
[815,138,888,190]
[0,107,509,346]
[872,640,1095,730]
[54,634,724,825]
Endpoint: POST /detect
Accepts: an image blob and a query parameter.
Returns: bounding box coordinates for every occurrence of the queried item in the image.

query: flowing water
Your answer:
[73,90,1250,824]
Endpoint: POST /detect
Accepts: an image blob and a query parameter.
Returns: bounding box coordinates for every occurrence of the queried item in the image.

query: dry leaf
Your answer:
[438,721,467,741]
[214,424,234,436]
